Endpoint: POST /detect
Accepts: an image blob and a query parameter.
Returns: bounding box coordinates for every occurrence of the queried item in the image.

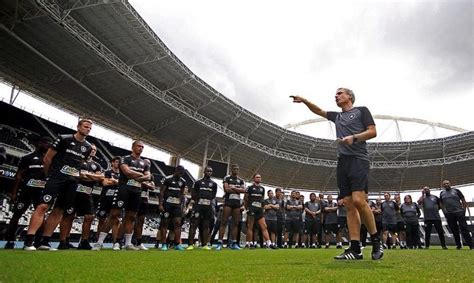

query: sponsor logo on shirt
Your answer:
[26,179,46,188]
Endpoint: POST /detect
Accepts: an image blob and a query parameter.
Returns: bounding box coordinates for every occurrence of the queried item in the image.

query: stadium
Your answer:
[0,0,473,282]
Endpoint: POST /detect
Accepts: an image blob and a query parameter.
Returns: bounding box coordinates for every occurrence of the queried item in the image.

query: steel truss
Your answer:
[32,0,474,171]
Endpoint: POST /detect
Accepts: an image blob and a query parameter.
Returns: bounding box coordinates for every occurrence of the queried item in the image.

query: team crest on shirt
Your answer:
[91,164,97,171]
[164,212,170,218]
[71,142,76,146]
[139,161,144,166]
[194,212,200,218]
[117,201,124,208]
[43,195,52,203]
[178,181,183,187]
[81,146,87,152]
[349,113,355,120]
[17,203,25,210]
[67,208,74,214]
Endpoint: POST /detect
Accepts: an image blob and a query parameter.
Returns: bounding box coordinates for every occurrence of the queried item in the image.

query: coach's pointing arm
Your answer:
[291,95,327,118]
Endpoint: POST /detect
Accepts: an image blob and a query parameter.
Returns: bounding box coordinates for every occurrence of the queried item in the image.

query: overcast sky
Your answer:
[1,0,473,197]
[129,0,473,135]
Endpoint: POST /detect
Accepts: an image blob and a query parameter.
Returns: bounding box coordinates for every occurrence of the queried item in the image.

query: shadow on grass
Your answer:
[321,261,394,270]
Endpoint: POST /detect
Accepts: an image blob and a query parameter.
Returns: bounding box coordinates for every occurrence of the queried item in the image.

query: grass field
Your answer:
[1,246,473,282]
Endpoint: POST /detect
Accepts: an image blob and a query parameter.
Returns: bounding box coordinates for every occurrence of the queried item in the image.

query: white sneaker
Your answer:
[23,245,36,251]
[124,244,139,251]
[38,245,57,251]
[112,243,121,251]
[91,243,102,251]
[136,243,149,251]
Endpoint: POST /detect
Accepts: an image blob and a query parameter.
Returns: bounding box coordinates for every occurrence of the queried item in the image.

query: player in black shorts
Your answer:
[159,165,187,251]
[292,89,383,260]
[284,191,303,248]
[303,193,322,249]
[134,163,154,251]
[23,119,93,251]
[216,164,246,251]
[4,137,52,249]
[95,156,121,250]
[58,144,104,250]
[94,140,151,251]
[244,174,273,249]
[186,166,218,250]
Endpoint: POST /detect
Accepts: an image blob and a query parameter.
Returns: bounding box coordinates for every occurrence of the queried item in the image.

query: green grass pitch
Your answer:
[1,247,473,282]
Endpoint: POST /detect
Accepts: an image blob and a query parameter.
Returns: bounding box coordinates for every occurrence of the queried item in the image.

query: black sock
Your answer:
[24,234,35,247]
[65,237,70,244]
[137,238,142,245]
[350,240,361,253]
[370,233,380,241]
[41,236,51,246]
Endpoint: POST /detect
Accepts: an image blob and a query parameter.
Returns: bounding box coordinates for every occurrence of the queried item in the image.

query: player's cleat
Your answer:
[161,244,168,251]
[336,244,343,249]
[202,245,212,251]
[136,243,149,251]
[175,244,185,251]
[371,239,384,260]
[38,244,57,251]
[57,241,71,250]
[91,243,102,251]
[4,241,15,249]
[186,245,195,251]
[334,249,363,260]
[325,243,330,249]
[23,245,36,251]
[77,240,93,250]
[230,243,241,250]
[112,243,121,251]
[283,243,289,249]
[442,246,448,250]
[215,242,223,251]
[124,244,139,251]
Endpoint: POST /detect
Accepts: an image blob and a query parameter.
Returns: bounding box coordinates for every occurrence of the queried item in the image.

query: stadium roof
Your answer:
[1,0,473,192]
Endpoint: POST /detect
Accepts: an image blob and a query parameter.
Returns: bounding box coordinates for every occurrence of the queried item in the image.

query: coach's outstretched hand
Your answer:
[290,95,306,103]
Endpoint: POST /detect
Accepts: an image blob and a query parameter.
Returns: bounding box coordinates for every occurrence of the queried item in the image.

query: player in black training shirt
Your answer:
[244,174,273,249]
[94,140,151,251]
[24,119,93,251]
[4,137,52,249]
[216,164,246,250]
[159,165,187,251]
[134,165,155,251]
[292,88,383,260]
[58,143,104,250]
[186,166,218,250]
[95,156,121,250]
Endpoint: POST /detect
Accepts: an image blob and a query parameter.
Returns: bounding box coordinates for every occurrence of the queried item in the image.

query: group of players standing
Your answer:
[4,116,472,255]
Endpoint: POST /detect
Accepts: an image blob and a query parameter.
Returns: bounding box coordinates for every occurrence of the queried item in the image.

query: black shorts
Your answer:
[192,205,213,221]
[40,176,78,210]
[397,221,406,232]
[13,185,43,213]
[324,223,339,234]
[65,192,94,216]
[304,219,321,235]
[337,155,369,198]
[96,188,116,219]
[248,206,264,220]
[383,223,398,232]
[337,217,347,229]
[285,219,301,234]
[265,219,277,234]
[112,186,141,212]
[161,204,182,222]
[137,198,149,216]
[224,201,241,209]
